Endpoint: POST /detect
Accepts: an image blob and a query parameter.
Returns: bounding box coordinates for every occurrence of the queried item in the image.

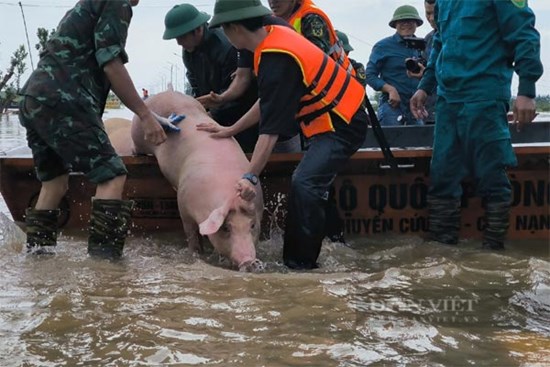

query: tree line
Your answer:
[531,95,550,112]
[0,27,52,113]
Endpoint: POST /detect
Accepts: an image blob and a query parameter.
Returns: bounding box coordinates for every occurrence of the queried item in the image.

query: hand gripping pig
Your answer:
[105,91,264,271]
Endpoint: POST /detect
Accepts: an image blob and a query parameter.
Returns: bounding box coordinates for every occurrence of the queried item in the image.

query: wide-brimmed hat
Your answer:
[209,0,272,28]
[163,4,211,40]
[389,5,423,28]
[335,30,353,53]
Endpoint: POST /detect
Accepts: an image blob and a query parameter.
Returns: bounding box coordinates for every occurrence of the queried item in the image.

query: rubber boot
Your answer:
[427,196,461,245]
[283,237,322,270]
[25,208,60,255]
[88,199,134,260]
[283,220,324,270]
[325,187,346,244]
[482,201,510,250]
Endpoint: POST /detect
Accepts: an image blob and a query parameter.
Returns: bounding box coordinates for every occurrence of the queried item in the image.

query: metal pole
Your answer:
[18,1,35,71]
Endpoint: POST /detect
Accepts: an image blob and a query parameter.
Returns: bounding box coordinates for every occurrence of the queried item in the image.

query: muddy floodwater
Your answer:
[1,112,549,366]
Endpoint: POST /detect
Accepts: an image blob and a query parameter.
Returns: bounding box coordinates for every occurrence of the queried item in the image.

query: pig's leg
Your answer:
[181,218,202,253]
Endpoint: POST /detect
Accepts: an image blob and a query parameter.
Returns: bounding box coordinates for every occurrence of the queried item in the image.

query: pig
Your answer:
[105,117,135,156]
[104,91,264,272]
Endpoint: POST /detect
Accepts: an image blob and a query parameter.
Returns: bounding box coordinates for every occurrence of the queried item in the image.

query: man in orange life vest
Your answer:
[198,0,355,243]
[209,0,368,269]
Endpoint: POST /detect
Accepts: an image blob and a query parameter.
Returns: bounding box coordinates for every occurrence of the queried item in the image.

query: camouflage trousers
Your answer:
[88,198,134,259]
[18,95,127,184]
[25,208,59,254]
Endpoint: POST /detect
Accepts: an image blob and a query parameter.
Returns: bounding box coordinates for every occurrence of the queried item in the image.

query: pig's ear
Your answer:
[199,205,228,235]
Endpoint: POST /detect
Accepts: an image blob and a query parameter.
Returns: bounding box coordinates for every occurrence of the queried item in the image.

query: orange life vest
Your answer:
[288,0,355,75]
[254,26,365,138]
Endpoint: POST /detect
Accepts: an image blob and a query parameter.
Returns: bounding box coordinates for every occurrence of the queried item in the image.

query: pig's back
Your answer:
[132,91,250,198]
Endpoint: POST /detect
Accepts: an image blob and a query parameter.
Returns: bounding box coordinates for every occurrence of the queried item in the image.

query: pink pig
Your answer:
[105,91,264,271]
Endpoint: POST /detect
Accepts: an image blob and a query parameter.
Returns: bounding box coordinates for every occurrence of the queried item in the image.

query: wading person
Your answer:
[410,0,543,250]
[208,0,368,269]
[18,0,167,258]
[199,0,356,243]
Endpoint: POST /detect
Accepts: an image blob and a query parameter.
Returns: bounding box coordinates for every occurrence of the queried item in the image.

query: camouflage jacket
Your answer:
[20,0,133,116]
[300,14,332,55]
[350,58,367,87]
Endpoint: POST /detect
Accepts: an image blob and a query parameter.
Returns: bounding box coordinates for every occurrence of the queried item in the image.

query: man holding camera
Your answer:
[366,5,425,126]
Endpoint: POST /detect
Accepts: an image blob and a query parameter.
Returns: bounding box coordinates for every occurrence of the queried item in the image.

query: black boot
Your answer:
[427,196,461,245]
[324,187,346,243]
[482,201,510,250]
[88,199,134,260]
[25,208,60,255]
[283,227,323,270]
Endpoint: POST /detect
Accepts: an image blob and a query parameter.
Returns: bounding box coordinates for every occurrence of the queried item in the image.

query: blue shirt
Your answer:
[366,33,422,105]
[419,0,543,102]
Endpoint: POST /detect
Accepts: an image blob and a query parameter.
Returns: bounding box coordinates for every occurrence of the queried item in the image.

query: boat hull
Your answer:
[1,145,548,240]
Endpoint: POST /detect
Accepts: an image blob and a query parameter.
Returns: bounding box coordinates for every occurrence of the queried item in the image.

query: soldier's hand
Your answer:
[141,112,167,145]
[152,112,185,133]
[410,90,429,120]
[513,95,537,132]
[196,91,225,109]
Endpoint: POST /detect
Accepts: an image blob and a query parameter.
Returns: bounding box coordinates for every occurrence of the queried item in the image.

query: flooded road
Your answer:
[1,112,549,366]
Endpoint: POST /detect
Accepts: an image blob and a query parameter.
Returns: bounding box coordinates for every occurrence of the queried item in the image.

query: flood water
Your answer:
[1,112,549,366]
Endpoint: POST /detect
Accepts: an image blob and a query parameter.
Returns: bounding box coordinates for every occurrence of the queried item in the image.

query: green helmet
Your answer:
[209,0,272,28]
[335,30,353,53]
[389,5,423,28]
[163,4,211,40]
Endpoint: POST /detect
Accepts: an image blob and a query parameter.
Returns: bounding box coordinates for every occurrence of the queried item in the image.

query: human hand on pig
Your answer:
[236,179,256,201]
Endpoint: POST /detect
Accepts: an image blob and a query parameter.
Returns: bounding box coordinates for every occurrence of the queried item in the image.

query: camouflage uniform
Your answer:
[349,58,367,87]
[301,14,332,55]
[18,0,131,184]
[18,0,135,258]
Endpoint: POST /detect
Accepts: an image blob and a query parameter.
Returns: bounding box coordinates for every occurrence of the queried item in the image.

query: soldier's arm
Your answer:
[104,57,166,145]
[494,0,543,98]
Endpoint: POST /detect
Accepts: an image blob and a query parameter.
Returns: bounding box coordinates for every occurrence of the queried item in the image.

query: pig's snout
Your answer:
[238,259,264,273]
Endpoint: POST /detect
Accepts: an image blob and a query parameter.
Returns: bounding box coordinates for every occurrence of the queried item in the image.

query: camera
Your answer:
[403,36,427,74]
[405,57,426,73]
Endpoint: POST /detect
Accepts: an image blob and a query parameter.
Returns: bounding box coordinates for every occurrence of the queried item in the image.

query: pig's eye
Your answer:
[251,223,256,230]
[220,223,230,233]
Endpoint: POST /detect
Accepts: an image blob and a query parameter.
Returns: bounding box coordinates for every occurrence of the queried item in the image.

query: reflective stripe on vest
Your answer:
[254,26,365,138]
[288,0,355,75]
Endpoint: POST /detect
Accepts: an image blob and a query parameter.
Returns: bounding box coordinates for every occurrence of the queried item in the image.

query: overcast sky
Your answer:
[1,0,549,96]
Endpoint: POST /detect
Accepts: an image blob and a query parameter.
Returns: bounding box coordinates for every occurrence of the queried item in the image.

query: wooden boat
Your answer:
[1,122,549,240]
